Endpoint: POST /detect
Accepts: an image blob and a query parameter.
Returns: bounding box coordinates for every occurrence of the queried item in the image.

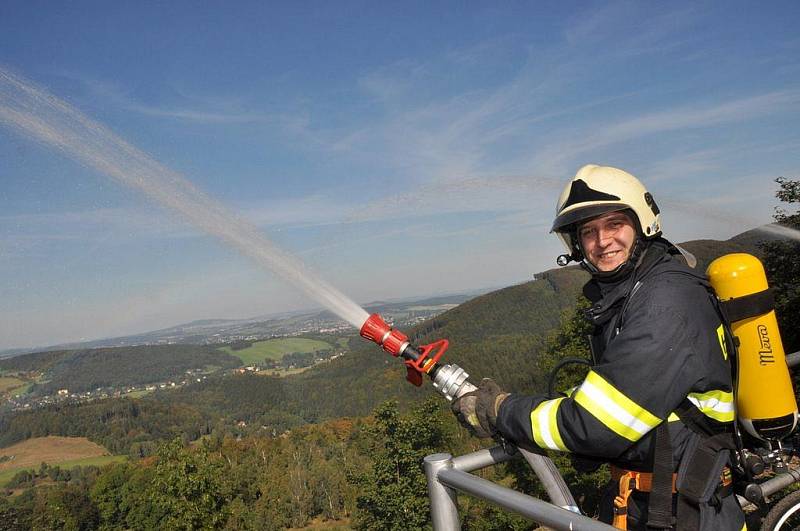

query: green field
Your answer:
[0,455,128,487]
[0,376,27,394]
[12,382,32,397]
[220,338,333,365]
[124,388,155,399]
[0,376,25,392]
[407,304,456,311]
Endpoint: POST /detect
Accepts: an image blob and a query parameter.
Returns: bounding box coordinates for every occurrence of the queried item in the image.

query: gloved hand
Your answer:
[451,378,510,439]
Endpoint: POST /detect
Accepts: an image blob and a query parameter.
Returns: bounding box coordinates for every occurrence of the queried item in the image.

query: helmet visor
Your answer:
[550,202,629,233]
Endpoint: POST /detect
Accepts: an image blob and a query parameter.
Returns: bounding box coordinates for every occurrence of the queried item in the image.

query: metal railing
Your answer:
[424,446,614,530]
[425,350,800,530]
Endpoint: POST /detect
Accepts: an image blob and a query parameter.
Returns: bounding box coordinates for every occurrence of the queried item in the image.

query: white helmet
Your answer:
[551,164,661,261]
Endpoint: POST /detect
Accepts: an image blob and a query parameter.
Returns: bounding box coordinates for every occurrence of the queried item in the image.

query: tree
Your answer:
[17,484,100,531]
[761,177,800,353]
[149,438,231,530]
[0,496,27,531]
[89,462,135,529]
[350,398,449,530]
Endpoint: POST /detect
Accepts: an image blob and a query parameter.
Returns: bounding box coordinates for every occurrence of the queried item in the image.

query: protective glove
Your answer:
[451,378,510,439]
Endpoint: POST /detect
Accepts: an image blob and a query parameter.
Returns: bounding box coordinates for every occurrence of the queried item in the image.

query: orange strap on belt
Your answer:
[612,470,636,530]
[611,465,678,493]
[610,467,678,530]
[609,465,732,530]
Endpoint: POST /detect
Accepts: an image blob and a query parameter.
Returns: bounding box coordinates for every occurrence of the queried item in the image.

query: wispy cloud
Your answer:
[267,24,800,252]
[16,26,797,257]
[532,90,800,171]
[122,103,264,123]
[55,70,273,124]
[563,3,701,57]
[341,174,559,225]
[0,206,191,243]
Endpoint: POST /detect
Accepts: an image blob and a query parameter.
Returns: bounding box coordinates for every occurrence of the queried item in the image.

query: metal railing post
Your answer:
[518,449,580,512]
[425,453,461,531]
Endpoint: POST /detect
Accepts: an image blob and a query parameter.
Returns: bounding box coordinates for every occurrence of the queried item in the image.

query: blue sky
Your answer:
[1,2,799,350]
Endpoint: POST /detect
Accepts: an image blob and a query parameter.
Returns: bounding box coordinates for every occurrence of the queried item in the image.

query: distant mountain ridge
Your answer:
[0,291,490,359]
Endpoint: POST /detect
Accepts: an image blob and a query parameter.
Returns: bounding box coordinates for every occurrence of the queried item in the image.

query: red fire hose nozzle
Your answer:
[359,313,449,386]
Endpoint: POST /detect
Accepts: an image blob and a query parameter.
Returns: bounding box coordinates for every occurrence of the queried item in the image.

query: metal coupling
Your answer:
[432,363,473,401]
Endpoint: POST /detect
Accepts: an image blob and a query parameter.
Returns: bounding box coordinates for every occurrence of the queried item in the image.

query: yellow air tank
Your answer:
[707,253,797,441]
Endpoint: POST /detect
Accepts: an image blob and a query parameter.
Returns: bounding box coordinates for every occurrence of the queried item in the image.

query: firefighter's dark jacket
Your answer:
[496,239,735,469]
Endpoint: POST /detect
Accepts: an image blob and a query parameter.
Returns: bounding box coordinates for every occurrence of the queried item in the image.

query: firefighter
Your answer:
[452,164,746,530]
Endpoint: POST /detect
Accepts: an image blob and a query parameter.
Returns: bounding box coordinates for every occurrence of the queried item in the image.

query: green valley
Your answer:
[220,337,335,365]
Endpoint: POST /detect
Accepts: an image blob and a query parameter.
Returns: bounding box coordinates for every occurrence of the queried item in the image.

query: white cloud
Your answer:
[531,90,800,171]
[563,3,701,56]
[54,70,275,124]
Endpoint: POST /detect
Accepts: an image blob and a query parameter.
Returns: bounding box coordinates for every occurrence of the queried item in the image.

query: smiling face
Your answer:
[578,211,637,272]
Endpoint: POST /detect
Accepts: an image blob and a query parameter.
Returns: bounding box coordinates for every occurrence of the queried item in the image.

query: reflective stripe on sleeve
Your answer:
[574,371,661,442]
[687,390,735,423]
[529,397,569,451]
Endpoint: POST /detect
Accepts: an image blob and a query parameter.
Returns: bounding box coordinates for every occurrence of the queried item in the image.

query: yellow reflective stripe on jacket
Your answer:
[530,397,568,451]
[574,371,661,442]
[687,390,735,422]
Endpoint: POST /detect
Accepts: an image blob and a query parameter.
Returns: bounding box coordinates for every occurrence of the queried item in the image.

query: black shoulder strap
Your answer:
[647,422,677,529]
[718,288,774,323]
[699,290,753,481]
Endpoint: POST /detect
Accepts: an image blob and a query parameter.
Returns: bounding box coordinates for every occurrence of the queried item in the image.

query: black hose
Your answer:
[547,357,592,399]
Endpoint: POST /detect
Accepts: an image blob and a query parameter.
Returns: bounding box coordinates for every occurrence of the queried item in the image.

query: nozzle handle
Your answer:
[403,339,449,386]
